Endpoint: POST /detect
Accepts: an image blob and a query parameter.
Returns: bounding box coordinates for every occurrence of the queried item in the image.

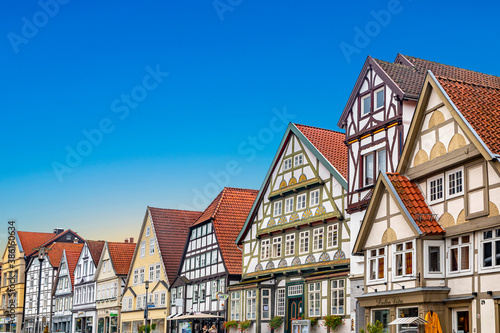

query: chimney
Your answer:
[53,228,64,235]
[130,237,134,243]
[124,238,129,243]
[73,238,79,244]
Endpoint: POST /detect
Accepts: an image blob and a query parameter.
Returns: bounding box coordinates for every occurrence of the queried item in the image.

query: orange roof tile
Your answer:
[25,229,84,257]
[46,242,84,268]
[386,173,444,235]
[437,76,500,155]
[107,242,136,276]
[149,207,202,285]
[194,187,258,275]
[17,231,55,255]
[64,249,83,289]
[294,124,347,179]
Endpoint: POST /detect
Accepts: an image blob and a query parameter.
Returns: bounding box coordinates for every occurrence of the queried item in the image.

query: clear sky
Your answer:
[1,0,499,250]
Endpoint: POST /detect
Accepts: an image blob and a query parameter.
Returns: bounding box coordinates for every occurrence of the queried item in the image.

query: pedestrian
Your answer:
[208,324,217,333]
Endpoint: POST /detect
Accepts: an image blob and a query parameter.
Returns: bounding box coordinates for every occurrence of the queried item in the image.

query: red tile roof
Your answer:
[45,242,84,268]
[17,231,55,255]
[107,242,136,276]
[25,229,84,257]
[149,207,202,285]
[386,173,444,235]
[194,187,258,275]
[437,76,500,155]
[294,124,347,179]
[64,249,83,289]
[87,240,105,265]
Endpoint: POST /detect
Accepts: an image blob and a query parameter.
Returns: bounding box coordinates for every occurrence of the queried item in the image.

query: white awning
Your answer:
[388,317,428,325]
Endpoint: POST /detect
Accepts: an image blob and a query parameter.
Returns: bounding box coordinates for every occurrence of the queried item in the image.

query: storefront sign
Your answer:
[216,292,229,300]
[375,297,403,306]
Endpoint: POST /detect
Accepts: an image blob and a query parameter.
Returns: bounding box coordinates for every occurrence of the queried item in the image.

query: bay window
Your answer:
[481,229,500,270]
[449,235,471,274]
[393,241,414,278]
[424,240,444,278]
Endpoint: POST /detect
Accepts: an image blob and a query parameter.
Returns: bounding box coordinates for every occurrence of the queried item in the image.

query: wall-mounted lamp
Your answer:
[472,292,478,297]
[487,291,493,296]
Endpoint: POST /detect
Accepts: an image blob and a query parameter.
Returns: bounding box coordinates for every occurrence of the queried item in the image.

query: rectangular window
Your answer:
[331,280,345,315]
[369,247,386,281]
[294,154,303,167]
[149,238,155,255]
[481,230,500,270]
[171,288,177,305]
[308,282,321,317]
[140,241,146,258]
[299,231,310,254]
[139,268,145,283]
[261,289,271,320]
[449,235,471,273]
[285,234,295,256]
[200,284,206,302]
[377,149,386,174]
[276,288,285,316]
[361,94,371,115]
[246,290,256,320]
[160,292,166,306]
[446,168,464,198]
[137,295,142,309]
[274,201,282,216]
[373,309,390,332]
[273,237,282,258]
[149,266,154,282]
[206,251,211,264]
[212,250,218,264]
[428,174,444,203]
[207,222,212,234]
[394,241,414,278]
[327,224,338,249]
[146,227,150,237]
[364,153,374,186]
[195,256,200,269]
[155,264,161,280]
[261,239,271,260]
[219,278,225,292]
[231,291,241,321]
[212,281,218,300]
[285,197,294,214]
[297,194,306,210]
[424,240,445,278]
[397,307,418,332]
[284,158,292,171]
[313,228,324,251]
[374,87,384,110]
[193,285,198,303]
[133,269,138,285]
[310,190,319,207]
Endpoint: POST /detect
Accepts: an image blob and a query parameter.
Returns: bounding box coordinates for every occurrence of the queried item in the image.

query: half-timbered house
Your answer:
[169,187,257,333]
[353,67,500,332]
[121,207,201,333]
[230,123,350,333]
[72,240,105,333]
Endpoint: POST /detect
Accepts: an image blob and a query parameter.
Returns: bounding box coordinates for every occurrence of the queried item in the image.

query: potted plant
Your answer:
[360,320,384,333]
[322,315,342,332]
[138,323,157,333]
[268,316,283,331]
[308,317,319,329]
[239,320,252,332]
[224,320,239,331]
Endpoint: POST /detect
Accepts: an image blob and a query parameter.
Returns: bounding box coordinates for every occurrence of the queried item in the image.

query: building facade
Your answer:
[354,69,500,332]
[95,241,135,333]
[231,123,351,333]
[170,187,257,333]
[121,207,201,333]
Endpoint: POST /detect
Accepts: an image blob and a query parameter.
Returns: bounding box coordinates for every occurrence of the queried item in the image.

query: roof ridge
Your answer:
[148,206,202,213]
[437,75,500,91]
[294,123,345,135]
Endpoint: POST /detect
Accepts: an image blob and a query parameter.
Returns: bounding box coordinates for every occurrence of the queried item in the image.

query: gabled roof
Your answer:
[25,229,85,257]
[107,241,136,276]
[294,124,347,179]
[87,240,105,265]
[338,53,500,127]
[192,187,258,275]
[149,207,202,285]
[236,123,347,245]
[45,242,84,268]
[386,173,444,235]
[16,231,55,254]
[64,249,83,289]
[436,76,500,155]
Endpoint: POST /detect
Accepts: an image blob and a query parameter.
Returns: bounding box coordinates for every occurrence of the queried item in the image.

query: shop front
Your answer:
[97,310,119,333]
[53,315,72,333]
[0,317,17,333]
[357,287,450,333]
[74,311,96,333]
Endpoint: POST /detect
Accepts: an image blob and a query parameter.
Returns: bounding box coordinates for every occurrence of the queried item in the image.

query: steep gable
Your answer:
[107,241,136,276]
[46,242,84,269]
[87,240,105,265]
[64,249,82,289]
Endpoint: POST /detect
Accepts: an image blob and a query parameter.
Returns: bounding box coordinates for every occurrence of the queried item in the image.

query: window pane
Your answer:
[405,252,413,275]
[428,246,440,272]
[378,257,384,279]
[364,154,374,186]
[376,90,384,109]
[363,95,371,114]
[496,240,500,266]
[451,248,458,272]
[484,242,492,267]
[377,150,386,174]
[461,246,469,270]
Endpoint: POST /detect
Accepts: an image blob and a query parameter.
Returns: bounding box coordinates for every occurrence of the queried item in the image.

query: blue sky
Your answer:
[1,0,499,249]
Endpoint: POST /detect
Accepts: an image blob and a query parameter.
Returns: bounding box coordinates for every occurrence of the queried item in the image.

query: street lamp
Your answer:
[144,281,150,331]
[34,247,46,333]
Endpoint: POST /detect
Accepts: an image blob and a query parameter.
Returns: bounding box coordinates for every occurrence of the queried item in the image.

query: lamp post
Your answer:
[144,281,149,331]
[34,247,46,333]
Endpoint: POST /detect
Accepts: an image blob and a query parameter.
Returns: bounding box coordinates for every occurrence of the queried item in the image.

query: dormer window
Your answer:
[361,94,371,115]
[374,87,385,110]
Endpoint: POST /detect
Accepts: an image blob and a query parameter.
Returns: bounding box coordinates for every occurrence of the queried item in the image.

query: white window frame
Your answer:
[294,154,303,167]
[272,237,282,258]
[299,231,310,254]
[331,279,345,315]
[308,282,321,317]
[446,167,464,199]
[368,247,387,284]
[297,194,306,210]
[310,189,319,207]
[363,153,374,187]
[276,288,285,316]
[274,201,282,216]
[230,291,241,321]
[140,241,146,258]
[327,224,338,249]
[284,158,292,171]
[392,240,416,281]
[246,290,256,320]
[423,240,445,278]
[448,234,473,276]
[479,229,500,273]
[428,174,444,204]
[146,227,150,237]
[374,87,384,110]
[285,234,295,256]
[361,93,371,116]
[261,239,270,260]
[285,197,294,214]
[261,289,271,320]
[313,227,324,251]
[149,238,155,255]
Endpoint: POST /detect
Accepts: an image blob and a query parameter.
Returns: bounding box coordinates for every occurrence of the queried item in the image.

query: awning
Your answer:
[388,317,428,325]
[166,313,183,320]
[167,313,223,321]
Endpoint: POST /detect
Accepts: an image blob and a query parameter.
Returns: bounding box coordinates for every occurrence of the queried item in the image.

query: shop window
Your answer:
[372,309,389,332]
[397,307,418,332]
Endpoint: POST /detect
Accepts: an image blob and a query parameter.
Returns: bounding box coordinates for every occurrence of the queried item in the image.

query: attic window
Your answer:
[374,87,384,110]
[66,235,72,240]
[361,94,371,115]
